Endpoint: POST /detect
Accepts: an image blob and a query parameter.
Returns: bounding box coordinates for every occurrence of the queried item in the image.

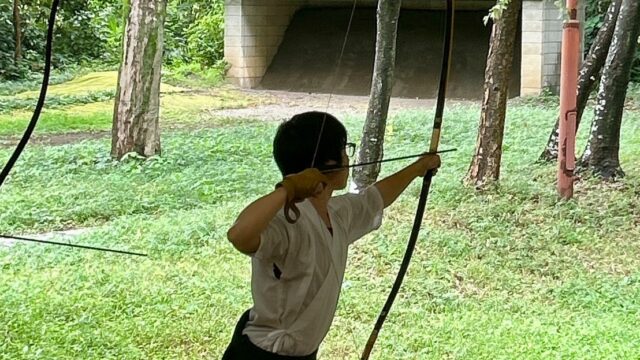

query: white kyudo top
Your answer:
[244,186,384,356]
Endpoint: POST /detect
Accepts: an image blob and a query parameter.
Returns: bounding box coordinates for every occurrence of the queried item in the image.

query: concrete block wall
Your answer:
[225,0,300,87]
[226,0,582,97]
[542,0,564,94]
[521,0,585,95]
[225,0,508,90]
[521,0,557,95]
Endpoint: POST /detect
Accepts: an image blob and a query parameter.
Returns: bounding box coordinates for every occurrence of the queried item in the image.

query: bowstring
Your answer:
[310,0,359,168]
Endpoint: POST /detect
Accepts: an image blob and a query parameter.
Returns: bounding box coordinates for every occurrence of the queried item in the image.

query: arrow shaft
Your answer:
[321,148,456,173]
[0,234,147,257]
[350,148,456,169]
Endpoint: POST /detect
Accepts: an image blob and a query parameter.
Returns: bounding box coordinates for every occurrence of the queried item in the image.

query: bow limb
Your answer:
[0,0,60,188]
[361,1,455,359]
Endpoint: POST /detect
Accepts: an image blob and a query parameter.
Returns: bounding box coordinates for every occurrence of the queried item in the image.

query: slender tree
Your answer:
[13,0,21,63]
[352,0,403,190]
[112,0,167,159]
[466,0,522,187]
[578,0,640,179]
[539,0,622,162]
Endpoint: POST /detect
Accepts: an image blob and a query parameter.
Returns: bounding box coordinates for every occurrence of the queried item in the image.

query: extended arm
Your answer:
[374,154,440,208]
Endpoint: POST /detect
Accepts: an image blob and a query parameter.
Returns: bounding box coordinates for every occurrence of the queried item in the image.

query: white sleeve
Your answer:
[252,215,290,261]
[337,186,384,244]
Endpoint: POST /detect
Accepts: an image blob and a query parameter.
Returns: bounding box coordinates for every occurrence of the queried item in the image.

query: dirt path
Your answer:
[0,88,475,147]
[0,131,110,148]
[207,89,442,121]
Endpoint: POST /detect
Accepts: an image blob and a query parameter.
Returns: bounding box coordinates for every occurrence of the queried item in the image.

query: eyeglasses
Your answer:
[345,142,356,157]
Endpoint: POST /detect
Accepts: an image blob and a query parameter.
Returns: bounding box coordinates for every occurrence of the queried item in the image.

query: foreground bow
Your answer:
[361,1,456,358]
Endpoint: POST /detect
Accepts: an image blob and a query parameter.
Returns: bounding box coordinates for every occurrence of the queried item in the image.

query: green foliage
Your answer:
[53,0,123,65]
[163,62,227,89]
[584,0,612,52]
[0,1,27,80]
[584,0,640,83]
[0,0,124,80]
[186,2,225,67]
[1,0,225,81]
[164,0,225,66]
[484,0,512,25]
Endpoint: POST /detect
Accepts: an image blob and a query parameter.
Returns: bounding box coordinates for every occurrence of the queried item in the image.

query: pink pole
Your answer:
[557,0,580,199]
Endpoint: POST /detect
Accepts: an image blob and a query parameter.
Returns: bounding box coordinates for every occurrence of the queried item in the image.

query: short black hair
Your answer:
[273,111,347,176]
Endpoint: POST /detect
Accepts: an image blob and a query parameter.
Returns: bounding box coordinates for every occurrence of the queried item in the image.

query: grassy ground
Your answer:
[0,72,271,135]
[0,74,638,359]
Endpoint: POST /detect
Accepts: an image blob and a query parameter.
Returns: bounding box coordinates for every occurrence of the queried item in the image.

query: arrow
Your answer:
[0,234,148,257]
[321,148,456,173]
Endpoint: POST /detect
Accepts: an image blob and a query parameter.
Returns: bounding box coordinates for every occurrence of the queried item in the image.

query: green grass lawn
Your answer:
[0,71,271,135]
[0,76,639,359]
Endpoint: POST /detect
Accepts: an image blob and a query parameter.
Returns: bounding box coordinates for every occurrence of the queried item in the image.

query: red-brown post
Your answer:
[558,0,580,199]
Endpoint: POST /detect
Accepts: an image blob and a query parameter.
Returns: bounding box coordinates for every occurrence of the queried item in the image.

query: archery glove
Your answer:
[276,168,329,223]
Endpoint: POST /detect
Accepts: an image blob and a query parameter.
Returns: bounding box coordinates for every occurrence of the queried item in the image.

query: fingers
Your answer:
[298,168,329,196]
[428,154,441,169]
[276,168,330,203]
[414,154,442,178]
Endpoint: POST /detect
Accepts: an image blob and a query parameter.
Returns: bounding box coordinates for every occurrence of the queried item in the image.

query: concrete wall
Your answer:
[258,7,520,99]
[225,0,583,97]
[521,0,586,95]
[224,0,299,87]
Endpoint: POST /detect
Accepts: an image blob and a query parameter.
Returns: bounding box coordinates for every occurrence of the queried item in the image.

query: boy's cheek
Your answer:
[340,171,349,188]
[341,153,349,167]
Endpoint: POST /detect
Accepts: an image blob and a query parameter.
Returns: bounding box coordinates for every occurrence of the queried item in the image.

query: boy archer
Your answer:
[224,111,440,359]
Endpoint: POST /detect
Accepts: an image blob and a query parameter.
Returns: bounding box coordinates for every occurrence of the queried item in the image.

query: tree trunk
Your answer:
[539,0,621,162]
[13,0,21,63]
[578,0,640,179]
[352,0,402,190]
[465,0,521,187]
[112,0,167,160]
